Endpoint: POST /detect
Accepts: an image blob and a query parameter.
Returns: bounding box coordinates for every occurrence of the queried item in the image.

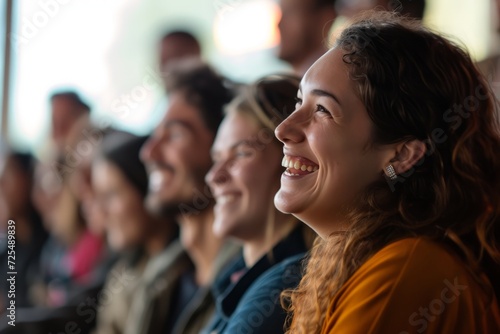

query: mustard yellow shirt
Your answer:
[322,238,500,333]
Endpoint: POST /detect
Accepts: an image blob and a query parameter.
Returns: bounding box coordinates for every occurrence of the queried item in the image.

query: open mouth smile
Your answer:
[282,155,319,176]
[216,193,238,205]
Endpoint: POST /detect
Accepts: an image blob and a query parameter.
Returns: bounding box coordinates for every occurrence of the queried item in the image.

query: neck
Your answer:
[145,217,176,256]
[243,212,297,267]
[178,206,224,286]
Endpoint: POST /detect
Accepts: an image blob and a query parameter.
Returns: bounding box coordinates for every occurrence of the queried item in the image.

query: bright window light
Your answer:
[214,0,280,56]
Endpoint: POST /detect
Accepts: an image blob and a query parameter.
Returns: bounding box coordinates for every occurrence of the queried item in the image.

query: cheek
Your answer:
[192,143,213,170]
[240,161,281,207]
[311,125,360,177]
[110,192,143,221]
[110,200,145,245]
[174,144,208,174]
[319,138,381,199]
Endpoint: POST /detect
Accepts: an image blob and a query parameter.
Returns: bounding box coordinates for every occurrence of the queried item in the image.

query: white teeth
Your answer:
[149,171,163,192]
[218,194,236,205]
[284,170,300,176]
[281,156,319,173]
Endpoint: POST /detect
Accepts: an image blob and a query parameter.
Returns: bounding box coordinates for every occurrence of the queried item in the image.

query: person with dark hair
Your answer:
[159,30,201,76]
[337,0,426,21]
[152,29,204,136]
[49,90,91,151]
[162,59,232,135]
[477,0,500,102]
[278,0,337,76]
[92,133,176,334]
[50,91,91,111]
[31,115,105,309]
[138,59,239,334]
[275,11,500,333]
[202,74,315,334]
[0,150,48,310]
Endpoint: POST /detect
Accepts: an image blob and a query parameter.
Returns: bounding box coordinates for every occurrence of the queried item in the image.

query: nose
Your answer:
[140,136,160,163]
[275,108,307,144]
[278,12,283,31]
[205,159,232,189]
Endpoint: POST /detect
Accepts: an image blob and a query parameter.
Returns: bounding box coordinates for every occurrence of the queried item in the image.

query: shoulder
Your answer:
[324,238,500,333]
[251,252,306,292]
[341,238,475,300]
[358,238,464,277]
[222,253,306,334]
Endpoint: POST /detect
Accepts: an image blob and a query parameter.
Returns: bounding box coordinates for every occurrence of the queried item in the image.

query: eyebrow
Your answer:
[311,89,342,106]
[299,84,342,106]
[164,119,195,132]
[211,139,260,157]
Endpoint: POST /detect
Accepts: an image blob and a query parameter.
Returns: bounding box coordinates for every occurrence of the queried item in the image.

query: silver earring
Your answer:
[385,164,397,180]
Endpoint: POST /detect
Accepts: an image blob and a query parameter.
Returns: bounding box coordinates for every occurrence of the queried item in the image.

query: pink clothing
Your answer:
[64,230,103,284]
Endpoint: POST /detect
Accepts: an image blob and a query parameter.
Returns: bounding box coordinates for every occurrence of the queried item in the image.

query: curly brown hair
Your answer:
[282,12,500,333]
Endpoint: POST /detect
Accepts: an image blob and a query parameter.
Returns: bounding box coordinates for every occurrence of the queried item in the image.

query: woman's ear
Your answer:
[390,139,427,175]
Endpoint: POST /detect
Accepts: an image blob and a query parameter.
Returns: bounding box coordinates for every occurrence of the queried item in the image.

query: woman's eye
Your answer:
[169,130,183,139]
[167,126,186,140]
[316,104,331,115]
[235,150,252,158]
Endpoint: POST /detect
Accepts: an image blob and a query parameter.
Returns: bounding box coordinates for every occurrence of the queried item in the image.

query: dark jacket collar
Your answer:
[213,225,307,318]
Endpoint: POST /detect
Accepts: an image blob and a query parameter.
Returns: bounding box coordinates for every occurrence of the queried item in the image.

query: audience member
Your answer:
[203,74,315,333]
[159,30,202,78]
[278,0,337,76]
[276,12,500,333]
[0,150,48,310]
[137,60,239,334]
[49,91,91,152]
[477,0,500,101]
[92,133,174,334]
[32,117,104,308]
[337,0,426,20]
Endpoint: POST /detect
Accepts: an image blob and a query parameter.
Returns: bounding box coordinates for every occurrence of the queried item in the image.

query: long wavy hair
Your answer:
[283,12,500,333]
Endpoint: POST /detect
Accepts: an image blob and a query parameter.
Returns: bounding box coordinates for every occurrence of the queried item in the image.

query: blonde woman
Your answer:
[204,75,314,334]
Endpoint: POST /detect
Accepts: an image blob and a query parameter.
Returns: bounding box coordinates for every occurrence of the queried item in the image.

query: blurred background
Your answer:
[0,0,497,153]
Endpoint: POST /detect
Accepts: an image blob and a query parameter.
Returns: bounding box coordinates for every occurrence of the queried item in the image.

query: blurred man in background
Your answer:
[50,91,91,152]
[135,60,239,334]
[159,30,202,79]
[478,0,500,102]
[278,0,337,76]
[337,0,426,20]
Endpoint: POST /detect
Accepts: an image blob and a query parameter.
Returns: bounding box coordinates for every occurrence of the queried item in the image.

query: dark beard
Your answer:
[145,197,182,219]
[145,194,215,221]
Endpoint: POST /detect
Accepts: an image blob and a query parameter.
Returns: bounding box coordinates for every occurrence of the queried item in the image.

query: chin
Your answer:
[212,217,230,238]
[274,190,301,214]
[145,194,161,214]
[108,236,124,252]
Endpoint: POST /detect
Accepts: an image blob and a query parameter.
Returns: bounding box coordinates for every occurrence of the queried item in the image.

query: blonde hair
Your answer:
[225,74,316,257]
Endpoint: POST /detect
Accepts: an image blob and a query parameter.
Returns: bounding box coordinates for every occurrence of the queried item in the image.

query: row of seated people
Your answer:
[1,8,500,334]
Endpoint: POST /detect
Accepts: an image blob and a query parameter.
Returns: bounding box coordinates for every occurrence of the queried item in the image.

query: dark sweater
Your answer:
[203,226,308,334]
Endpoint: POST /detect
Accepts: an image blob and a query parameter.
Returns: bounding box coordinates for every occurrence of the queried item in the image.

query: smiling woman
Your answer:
[277,11,500,334]
[203,74,315,334]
